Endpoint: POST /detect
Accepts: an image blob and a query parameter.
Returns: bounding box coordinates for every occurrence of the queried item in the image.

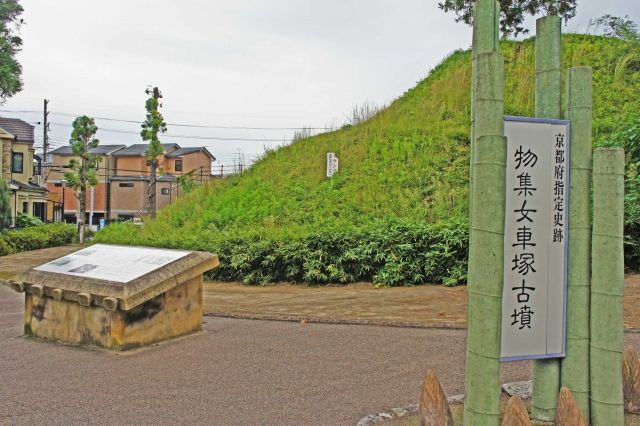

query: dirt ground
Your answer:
[1,245,639,330]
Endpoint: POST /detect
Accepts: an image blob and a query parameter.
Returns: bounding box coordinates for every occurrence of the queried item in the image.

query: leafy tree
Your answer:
[0,0,23,103]
[141,87,167,219]
[64,116,99,244]
[438,0,577,37]
[177,170,197,194]
[593,15,639,42]
[0,178,11,228]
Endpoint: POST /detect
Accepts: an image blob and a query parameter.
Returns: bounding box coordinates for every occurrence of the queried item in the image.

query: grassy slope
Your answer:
[96,35,640,282]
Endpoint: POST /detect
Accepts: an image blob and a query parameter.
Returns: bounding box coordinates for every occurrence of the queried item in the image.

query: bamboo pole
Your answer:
[463,1,505,424]
[590,148,625,425]
[469,0,500,219]
[531,15,562,421]
[560,66,593,418]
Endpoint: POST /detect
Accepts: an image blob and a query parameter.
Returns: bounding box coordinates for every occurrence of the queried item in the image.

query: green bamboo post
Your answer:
[590,148,625,425]
[469,0,499,218]
[531,15,562,421]
[560,66,593,419]
[463,0,505,424]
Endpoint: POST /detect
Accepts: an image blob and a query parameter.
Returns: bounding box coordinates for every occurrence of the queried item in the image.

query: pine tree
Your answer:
[64,116,99,243]
[141,87,167,219]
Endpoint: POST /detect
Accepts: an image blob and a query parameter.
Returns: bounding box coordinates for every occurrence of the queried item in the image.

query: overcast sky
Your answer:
[3,0,639,170]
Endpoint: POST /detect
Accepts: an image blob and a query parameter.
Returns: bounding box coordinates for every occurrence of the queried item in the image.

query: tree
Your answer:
[141,86,167,219]
[438,0,577,37]
[0,178,11,228]
[177,170,197,194]
[64,116,99,244]
[593,15,639,42]
[0,0,23,103]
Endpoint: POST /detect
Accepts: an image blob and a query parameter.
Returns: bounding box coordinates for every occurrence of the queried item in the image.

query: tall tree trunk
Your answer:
[78,137,88,244]
[149,160,157,218]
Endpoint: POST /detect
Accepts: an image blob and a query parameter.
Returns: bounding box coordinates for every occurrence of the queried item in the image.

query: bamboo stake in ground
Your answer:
[623,345,640,413]
[531,14,562,421]
[419,370,454,426]
[560,66,593,418]
[590,148,625,425]
[463,1,505,425]
[556,386,588,426]
[502,395,532,426]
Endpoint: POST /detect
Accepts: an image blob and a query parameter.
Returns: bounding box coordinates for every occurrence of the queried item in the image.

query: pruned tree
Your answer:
[141,86,167,219]
[64,116,99,244]
[0,178,11,228]
[0,0,24,103]
[438,0,577,37]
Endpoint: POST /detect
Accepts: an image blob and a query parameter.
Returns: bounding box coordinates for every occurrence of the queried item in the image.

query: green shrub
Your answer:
[16,213,44,228]
[0,223,76,256]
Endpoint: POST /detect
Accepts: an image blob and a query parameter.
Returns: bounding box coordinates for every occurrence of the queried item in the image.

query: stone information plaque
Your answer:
[35,244,191,283]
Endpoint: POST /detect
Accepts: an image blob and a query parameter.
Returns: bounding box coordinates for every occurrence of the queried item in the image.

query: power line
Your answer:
[0,109,331,131]
[48,121,291,142]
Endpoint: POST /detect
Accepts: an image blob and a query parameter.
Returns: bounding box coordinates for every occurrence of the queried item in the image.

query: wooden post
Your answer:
[590,148,625,425]
[560,66,593,418]
[531,14,562,421]
[464,1,505,424]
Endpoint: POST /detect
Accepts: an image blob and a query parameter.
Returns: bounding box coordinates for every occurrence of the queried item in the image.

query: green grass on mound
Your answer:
[96,34,640,285]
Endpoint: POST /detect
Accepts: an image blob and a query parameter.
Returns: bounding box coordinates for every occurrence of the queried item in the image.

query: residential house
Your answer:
[0,118,48,225]
[48,144,125,224]
[110,143,178,220]
[110,143,215,220]
[164,147,215,183]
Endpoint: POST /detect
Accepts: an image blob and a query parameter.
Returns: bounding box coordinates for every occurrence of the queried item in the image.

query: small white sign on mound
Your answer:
[501,116,570,361]
[327,152,339,177]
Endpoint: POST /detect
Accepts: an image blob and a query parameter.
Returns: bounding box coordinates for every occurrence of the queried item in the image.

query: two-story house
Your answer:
[110,143,179,221]
[110,143,215,220]
[48,141,215,223]
[48,144,125,224]
[164,146,215,183]
[0,117,48,225]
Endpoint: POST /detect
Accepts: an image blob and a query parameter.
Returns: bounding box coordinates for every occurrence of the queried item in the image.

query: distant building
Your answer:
[48,144,125,224]
[0,117,48,225]
[48,142,215,223]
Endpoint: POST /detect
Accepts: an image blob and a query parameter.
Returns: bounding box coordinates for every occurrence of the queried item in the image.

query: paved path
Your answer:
[1,284,531,426]
[1,247,640,424]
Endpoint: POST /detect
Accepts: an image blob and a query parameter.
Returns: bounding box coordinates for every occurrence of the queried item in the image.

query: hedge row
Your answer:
[196,220,469,286]
[0,223,77,256]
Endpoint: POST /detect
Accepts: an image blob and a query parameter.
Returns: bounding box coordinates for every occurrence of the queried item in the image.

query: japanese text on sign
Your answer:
[501,116,570,361]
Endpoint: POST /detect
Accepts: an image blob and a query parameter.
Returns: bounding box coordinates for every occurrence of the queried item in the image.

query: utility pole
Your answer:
[43,99,50,180]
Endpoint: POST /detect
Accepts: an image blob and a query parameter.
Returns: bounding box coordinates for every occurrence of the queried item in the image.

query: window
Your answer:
[54,182,62,187]
[11,152,23,173]
[161,188,170,195]
[175,159,183,172]
[119,182,134,188]
[33,203,46,222]
[22,202,28,213]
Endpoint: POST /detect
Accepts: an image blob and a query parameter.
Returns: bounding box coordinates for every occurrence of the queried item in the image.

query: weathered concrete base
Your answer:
[24,276,203,350]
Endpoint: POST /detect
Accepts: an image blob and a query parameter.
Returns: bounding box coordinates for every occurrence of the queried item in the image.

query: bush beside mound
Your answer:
[0,223,77,256]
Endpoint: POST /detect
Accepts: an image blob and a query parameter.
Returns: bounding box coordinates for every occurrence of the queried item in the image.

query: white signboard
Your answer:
[501,116,570,361]
[35,244,191,283]
[326,152,339,177]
